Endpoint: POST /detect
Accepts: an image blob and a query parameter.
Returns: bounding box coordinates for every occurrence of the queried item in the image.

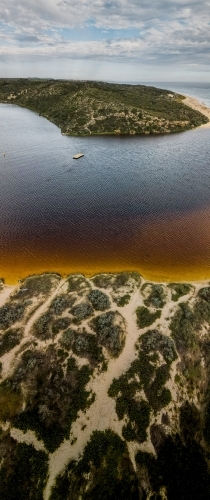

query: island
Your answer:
[0,79,209,135]
[1,272,210,499]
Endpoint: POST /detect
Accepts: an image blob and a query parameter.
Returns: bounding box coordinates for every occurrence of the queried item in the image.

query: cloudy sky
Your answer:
[0,0,209,81]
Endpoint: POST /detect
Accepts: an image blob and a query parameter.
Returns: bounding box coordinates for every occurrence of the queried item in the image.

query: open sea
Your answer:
[0,82,210,284]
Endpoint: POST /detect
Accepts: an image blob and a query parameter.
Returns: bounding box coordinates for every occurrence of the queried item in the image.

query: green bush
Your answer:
[50,430,139,500]
[13,357,93,453]
[170,302,195,352]
[59,328,75,348]
[72,302,93,320]
[0,443,48,500]
[136,306,161,328]
[0,303,25,330]
[170,283,191,301]
[115,294,131,306]
[144,284,165,308]
[88,289,110,311]
[52,317,71,334]
[91,311,125,357]
[141,329,177,364]
[0,328,23,356]
[33,312,52,340]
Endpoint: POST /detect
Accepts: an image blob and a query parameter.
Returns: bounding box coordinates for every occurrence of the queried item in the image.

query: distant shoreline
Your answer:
[183,94,210,128]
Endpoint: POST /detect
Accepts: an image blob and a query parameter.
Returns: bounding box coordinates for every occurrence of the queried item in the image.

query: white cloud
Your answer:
[0,0,209,77]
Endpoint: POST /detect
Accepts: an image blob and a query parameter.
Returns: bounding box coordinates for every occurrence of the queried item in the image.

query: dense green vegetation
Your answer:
[136,306,161,328]
[11,347,93,452]
[135,401,210,500]
[50,430,139,500]
[87,289,110,311]
[0,328,23,356]
[0,79,208,135]
[141,329,177,364]
[91,311,126,357]
[142,283,166,308]
[0,302,25,330]
[169,283,192,301]
[0,440,48,500]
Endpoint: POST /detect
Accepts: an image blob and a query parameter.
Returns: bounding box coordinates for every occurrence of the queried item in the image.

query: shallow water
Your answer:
[0,93,210,284]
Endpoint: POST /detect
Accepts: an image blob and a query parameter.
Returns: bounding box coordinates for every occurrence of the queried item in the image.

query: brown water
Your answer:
[1,103,210,284]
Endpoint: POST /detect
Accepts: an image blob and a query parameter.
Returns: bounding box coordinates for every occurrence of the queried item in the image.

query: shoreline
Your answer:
[183,94,210,128]
[1,271,210,291]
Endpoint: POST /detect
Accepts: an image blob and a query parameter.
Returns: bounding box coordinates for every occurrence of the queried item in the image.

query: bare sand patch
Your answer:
[183,95,210,128]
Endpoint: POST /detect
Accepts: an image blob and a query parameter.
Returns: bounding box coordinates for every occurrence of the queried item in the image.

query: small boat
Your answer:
[73,153,84,159]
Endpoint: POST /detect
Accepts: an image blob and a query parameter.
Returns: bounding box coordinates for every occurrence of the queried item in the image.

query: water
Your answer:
[0,83,210,284]
[133,82,210,107]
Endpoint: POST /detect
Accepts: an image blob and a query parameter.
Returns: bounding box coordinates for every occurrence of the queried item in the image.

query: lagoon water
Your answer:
[0,83,210,283]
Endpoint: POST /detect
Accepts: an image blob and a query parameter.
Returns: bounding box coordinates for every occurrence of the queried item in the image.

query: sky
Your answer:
[0,0,210,82]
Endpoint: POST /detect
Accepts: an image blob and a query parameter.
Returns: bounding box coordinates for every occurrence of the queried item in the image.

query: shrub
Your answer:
[170,302,195,352]
[0,442,48,500]
[136,306,161,328]
[115,294,131,306]
[50,294,74,315]
[72,333,103,364]
[198,286,210,302]
[50,430,139,500]
[91,311,125,357]
[170,283,191,301]
[33,312,52,340]
[141,329,177,364]
[144,284,165,308]
[0,383,22,420]
[72,302,93,320]
[52,317,71,335]
[88,289,110,311]
[67,275,90,293]
[0,303,25,330]
[92,274,113,288]
[59,328,75,348]
[146,364,171,412]
[0,328,23,356]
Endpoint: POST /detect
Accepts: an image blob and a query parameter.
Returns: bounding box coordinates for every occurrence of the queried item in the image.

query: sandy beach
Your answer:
[184,95,210,128]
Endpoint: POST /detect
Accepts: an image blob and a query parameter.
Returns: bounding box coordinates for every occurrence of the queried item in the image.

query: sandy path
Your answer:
[183,95,210,128]
[24,278,66,338]
[44,284,174,499]
[10,428,47,452]
[0,285,15,307]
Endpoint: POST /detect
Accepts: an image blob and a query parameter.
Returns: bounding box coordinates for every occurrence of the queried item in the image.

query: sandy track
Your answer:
[0,285,15,307]
[44,283,180,500]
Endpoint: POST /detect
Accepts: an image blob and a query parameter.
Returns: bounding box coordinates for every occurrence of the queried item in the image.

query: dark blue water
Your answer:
[0,84,210,283]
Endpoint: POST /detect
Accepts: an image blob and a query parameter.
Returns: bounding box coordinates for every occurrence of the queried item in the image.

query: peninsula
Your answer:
[0,79,208,135]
